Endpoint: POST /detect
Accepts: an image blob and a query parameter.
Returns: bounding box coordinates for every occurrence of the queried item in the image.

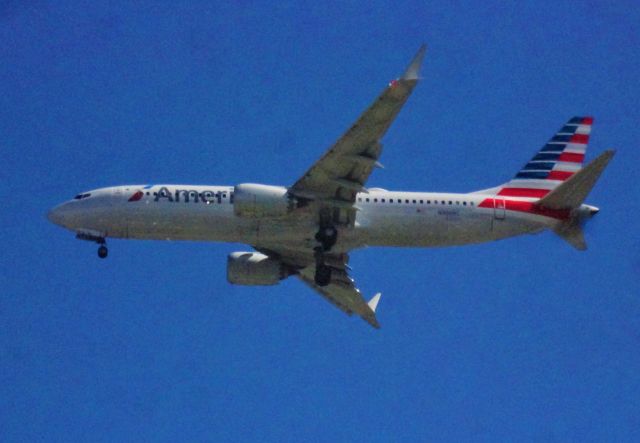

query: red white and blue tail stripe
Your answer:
[496,116,593,199]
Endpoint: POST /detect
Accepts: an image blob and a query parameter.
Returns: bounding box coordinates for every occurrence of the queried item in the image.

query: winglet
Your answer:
[367,293,382,312]
[401,44,427,80]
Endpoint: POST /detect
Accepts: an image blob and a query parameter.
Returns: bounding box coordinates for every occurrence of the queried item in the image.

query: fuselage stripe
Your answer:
[478,198,570,220]
[497,188,550,198]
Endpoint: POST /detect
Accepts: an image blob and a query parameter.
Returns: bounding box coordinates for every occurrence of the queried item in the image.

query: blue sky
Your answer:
[2,1,639,441]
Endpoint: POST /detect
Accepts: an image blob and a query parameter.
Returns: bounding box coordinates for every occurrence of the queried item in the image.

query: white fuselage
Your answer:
[48,184,557,253]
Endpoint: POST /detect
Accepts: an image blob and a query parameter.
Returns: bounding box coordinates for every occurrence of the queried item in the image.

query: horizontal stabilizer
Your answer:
[553,223,587,251]
[538,150,615,210]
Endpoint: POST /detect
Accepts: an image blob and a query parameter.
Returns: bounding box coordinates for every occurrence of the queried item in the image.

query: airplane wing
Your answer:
[289,45,426,217]
[296,254,382,329]
[257,247,381,328]
[258,46,425,328]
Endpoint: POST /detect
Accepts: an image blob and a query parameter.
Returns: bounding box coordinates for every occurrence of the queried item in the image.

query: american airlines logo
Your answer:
[128,187,232,204]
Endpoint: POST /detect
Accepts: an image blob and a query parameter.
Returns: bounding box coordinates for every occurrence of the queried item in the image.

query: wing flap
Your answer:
[297,261,381,329]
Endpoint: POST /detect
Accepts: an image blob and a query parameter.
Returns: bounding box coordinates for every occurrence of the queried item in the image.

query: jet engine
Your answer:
[227,252,288,286]
[233,183,293,218]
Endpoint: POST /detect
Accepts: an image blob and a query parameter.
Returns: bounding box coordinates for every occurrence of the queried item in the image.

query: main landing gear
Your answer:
[314,247,332,286]
[315,226,337,252]
[313,225,338,287]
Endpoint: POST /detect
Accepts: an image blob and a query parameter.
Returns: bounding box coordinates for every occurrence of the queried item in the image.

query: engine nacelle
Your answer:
[233,183,292,218]
[227,252,287,286]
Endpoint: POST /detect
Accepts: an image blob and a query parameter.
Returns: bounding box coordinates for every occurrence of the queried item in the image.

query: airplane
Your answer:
[47,45,615,329]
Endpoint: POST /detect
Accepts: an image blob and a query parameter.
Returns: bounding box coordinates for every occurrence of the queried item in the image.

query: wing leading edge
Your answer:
[289,45,426,214]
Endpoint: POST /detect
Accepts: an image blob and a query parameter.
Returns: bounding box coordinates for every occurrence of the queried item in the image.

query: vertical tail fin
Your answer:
[471,117,613,251]
[487,116,594,198]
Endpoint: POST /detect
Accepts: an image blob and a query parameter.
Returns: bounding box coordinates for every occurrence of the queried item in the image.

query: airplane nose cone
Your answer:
[47,205,66,226]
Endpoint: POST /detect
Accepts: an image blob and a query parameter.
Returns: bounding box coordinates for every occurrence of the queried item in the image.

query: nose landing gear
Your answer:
[75,232,109,259]
[97,244,108,259]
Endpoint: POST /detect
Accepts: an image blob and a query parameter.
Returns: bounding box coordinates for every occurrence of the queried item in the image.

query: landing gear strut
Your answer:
[313,213,338,286]
[76,232,109,259]
[313,247,332,286]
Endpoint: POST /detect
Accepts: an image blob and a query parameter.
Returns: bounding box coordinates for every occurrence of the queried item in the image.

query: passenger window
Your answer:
[456,201,460,205]
[381,199,385,203]
[448,201,452,205]
[412,199,416,204]
[366,198,370,202]
[420,200,424,204]
[389,199,393,203]
[441,201,445,205]
[358,198,362,202]
[463,202,467,206]
[426,200,430,204]
[471,202,474,206]
[374,198,378,202]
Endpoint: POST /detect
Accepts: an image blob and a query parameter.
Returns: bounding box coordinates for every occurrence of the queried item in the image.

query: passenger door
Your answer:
[494,198,506,220]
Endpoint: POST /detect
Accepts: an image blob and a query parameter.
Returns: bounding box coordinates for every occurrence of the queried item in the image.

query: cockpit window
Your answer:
[73,193,91,200]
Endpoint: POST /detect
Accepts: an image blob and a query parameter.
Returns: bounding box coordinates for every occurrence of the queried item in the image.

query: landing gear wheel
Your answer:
[315,264,332,287]
[97,245,108,259]
[315,226,338,251]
